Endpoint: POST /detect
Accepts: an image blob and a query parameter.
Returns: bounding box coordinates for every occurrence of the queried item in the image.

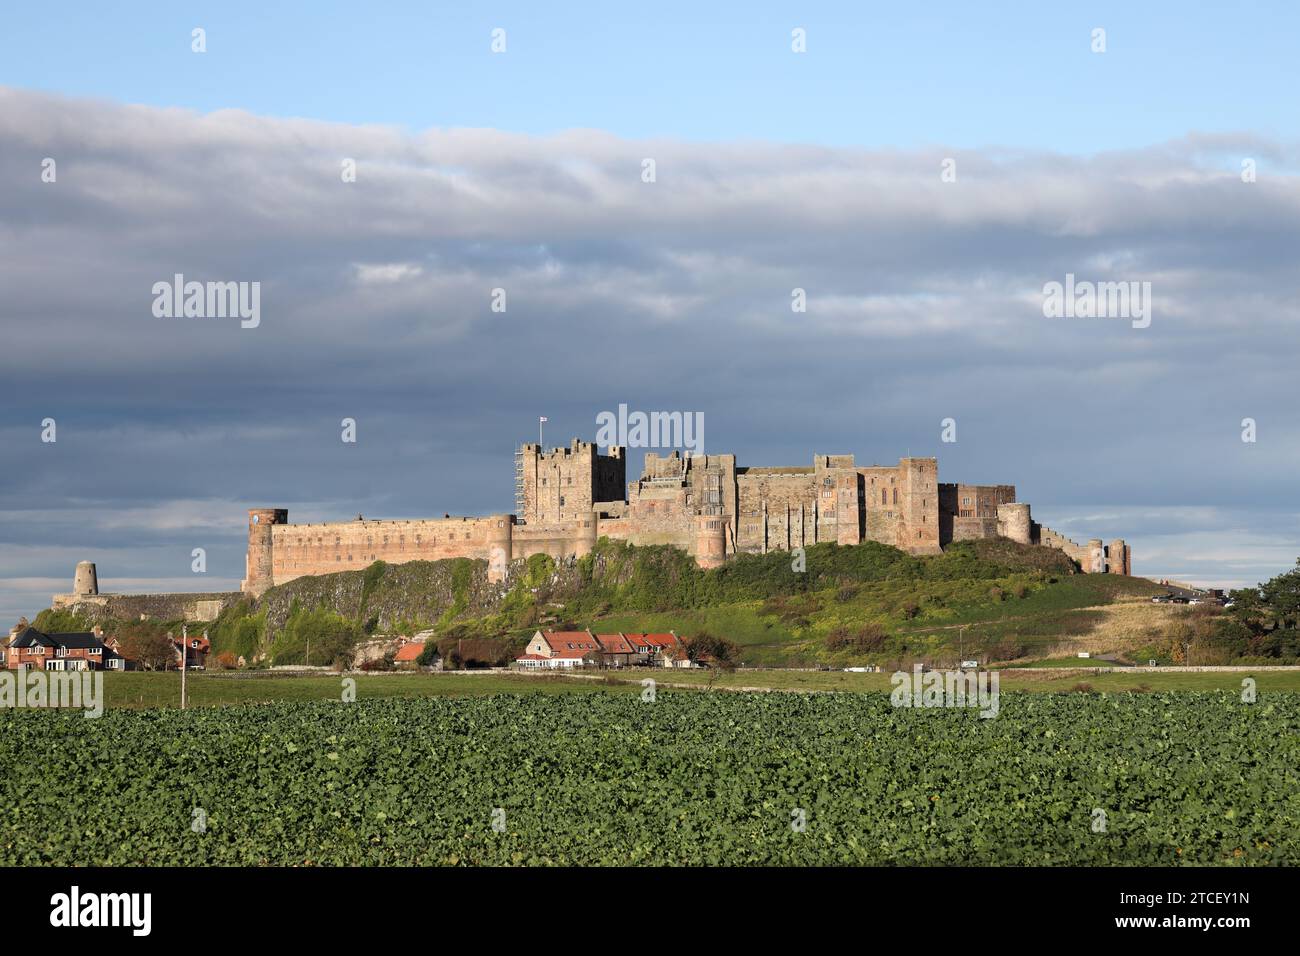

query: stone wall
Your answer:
[268,514,512,588]
[51,591,242,623]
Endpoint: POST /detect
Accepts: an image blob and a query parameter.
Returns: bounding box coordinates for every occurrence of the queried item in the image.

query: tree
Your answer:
[1260,559,1300,629]
[115,622,174,670]
[683,631,741,671]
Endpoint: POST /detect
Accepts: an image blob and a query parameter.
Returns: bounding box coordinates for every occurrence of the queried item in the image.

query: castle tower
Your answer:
[242,508,288,597]
[571,511,600,560]
[897,458,941,554]
[516,440,626,525]
[486,514,514,584]
[996,503,1033,545]
[835,473,863,546]
[694,514,727,569]
[73,561,99,597]
[1087,539,1105,574]
[1107,539,1130,575]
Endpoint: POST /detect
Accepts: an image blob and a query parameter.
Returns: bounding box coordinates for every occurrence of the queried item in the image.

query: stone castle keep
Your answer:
[239,439,1130,597]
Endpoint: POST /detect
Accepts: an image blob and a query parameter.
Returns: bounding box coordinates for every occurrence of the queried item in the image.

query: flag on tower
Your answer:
[539,416,548,423]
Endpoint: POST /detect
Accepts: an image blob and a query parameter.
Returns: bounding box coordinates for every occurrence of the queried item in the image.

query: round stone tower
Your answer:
[694,515,727,569]
[996,503,1032,545]
[486,514,514,583]
[242,508,288,597]
[1107,539,1129,575]
[73,561,99,597]
[1087,539,1105,574]
[571,512,599,560]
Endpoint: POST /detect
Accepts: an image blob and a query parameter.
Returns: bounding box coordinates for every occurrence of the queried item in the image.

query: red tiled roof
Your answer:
[594,633,634,654]
[625,632,679,649]
[539,631,600,654]
[550,646,599,660]
[393,642,425,662]
[515,653,549,661]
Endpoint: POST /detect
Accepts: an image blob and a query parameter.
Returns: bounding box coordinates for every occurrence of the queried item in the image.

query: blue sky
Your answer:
[1,3,1298,623]
[2,1,1295,152]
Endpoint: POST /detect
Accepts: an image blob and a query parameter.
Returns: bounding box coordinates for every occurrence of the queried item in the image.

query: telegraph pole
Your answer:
[180,624,187,710]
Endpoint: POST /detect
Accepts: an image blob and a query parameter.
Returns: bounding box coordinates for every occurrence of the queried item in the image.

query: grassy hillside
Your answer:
[31,535,1194,668]
[180,536,1180,667]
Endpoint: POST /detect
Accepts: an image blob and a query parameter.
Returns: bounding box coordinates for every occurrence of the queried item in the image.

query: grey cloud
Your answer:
[1,87,1298,621]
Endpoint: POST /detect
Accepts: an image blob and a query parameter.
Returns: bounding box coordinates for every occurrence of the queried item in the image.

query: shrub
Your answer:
[826,624,886,651]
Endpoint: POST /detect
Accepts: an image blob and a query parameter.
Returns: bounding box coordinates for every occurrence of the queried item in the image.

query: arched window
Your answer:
[881,489,887,505]
[892,489,898,505]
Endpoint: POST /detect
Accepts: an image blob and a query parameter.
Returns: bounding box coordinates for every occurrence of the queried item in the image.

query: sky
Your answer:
[2,2,1299,623]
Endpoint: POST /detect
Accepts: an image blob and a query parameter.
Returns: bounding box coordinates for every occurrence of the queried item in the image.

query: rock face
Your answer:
[255,559,509,638]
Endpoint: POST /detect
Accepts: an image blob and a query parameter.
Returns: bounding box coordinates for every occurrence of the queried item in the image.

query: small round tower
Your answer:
[1087,539,1105,574]
[996,503,1032,545]
[486,514,514,583]
[242,508,288,597]
[73,561,99,597]
[1107,539,1129,575]
[694,515,727,569]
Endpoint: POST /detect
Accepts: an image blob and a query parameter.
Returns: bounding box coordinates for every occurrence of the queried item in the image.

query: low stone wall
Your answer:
[52,591,242,623]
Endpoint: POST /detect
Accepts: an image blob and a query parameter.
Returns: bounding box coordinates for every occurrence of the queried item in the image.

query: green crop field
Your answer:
[2,691,1295,865]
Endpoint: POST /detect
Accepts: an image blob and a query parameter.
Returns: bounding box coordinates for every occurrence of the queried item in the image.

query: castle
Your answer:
[240,439,1130,597]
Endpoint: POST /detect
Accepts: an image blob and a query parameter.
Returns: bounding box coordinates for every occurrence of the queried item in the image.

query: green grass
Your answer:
[75,666,1300,711]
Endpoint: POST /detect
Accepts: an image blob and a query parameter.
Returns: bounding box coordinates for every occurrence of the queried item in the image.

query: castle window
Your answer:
[893,489,898,505]
[881,489,887,505]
